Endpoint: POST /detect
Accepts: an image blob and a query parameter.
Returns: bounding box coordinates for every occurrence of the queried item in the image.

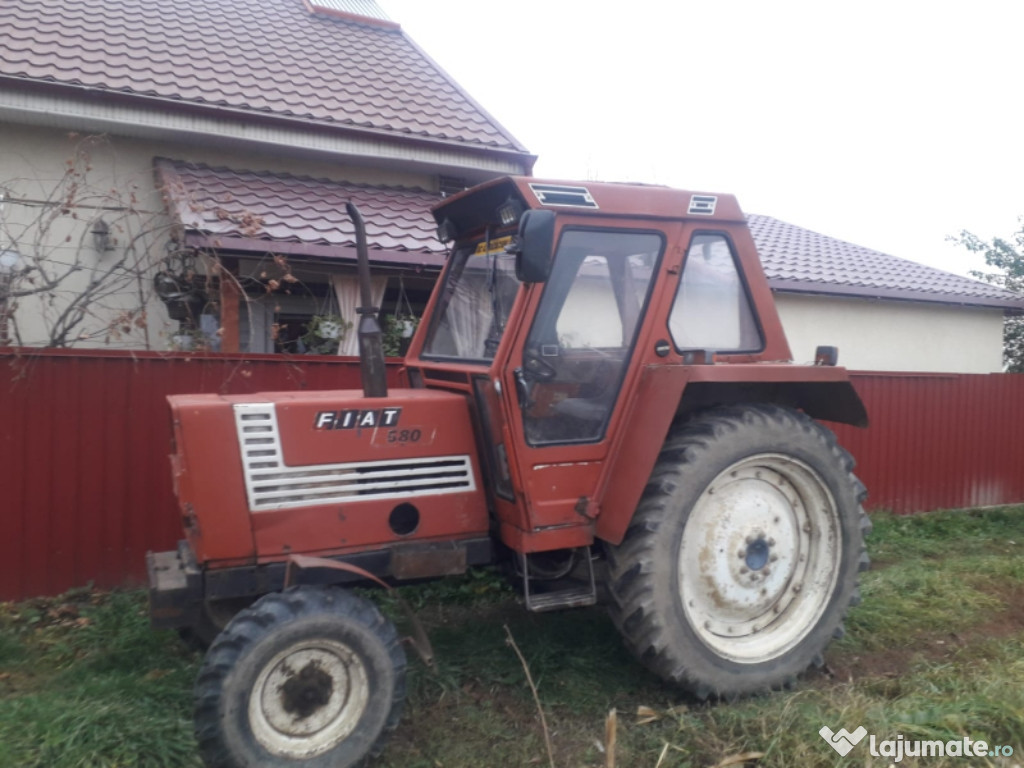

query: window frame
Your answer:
[521,225,667,447]
[667,230,766,355]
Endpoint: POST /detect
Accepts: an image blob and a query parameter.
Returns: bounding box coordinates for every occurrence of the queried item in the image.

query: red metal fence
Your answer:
[0,349,404,602]
[829,372,1024,515]
[2,349,1023,601]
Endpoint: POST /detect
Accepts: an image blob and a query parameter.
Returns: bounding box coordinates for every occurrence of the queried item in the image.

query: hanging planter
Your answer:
[300,314,352,355]
[383,314,419,357]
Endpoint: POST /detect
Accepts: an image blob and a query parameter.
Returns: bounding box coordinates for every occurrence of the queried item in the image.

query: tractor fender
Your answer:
[594,364,868,546]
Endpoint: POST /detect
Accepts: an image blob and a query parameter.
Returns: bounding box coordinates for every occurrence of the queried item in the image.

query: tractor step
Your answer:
[521,548,597,612]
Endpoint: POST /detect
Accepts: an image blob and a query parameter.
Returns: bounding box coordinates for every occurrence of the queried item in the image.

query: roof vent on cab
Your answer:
[528,183,599,209]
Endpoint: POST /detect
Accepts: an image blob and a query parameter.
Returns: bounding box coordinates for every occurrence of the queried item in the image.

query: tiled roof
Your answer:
[154,158,445,266]
[748,214,1024,309]
[0,0,525,152]
[155,162,1023,309]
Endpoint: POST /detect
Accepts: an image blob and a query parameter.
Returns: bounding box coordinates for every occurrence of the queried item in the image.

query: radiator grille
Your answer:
[233,403,475,511]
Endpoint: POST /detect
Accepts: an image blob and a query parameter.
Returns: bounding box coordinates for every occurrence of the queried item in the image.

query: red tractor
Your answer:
[148,177,870,768]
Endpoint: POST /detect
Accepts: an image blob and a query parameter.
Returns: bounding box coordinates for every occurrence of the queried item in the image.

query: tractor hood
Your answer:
[167,388,489,565]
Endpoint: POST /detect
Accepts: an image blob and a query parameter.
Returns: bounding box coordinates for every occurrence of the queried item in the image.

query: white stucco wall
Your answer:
[0,122,437,348]
[774,292,1006,373]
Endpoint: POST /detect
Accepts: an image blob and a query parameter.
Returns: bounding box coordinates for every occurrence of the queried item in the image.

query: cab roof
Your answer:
[433,176,745,235]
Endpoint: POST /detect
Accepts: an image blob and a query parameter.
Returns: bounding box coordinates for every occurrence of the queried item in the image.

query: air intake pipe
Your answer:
[345,202,388,398]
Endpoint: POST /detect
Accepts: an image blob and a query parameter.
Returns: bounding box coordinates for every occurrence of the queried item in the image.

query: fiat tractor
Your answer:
[148,177,870,768]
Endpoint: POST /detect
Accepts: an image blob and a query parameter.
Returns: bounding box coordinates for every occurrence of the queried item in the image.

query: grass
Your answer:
[2,506,1024,767]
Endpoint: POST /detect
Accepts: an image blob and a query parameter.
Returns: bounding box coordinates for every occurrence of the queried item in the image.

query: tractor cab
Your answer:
[404,177,846,559]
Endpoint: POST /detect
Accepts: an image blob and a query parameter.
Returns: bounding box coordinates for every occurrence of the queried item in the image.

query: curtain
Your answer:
[447,274,491,358]
[331,274,387,356]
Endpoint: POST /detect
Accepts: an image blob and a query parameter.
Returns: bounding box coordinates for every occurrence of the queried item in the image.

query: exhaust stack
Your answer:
[345,202,388,398]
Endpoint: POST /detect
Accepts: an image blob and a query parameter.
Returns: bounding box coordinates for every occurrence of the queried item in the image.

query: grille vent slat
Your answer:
[233,403,476,511]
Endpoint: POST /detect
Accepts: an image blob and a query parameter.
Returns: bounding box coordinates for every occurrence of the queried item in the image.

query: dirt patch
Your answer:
[818,585,1024,685]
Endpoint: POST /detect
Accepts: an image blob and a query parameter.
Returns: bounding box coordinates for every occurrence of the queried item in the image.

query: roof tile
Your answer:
[0,0,526,152]
[748,213,1024,308]
[155,158,444,255]
[155,160,1021,309]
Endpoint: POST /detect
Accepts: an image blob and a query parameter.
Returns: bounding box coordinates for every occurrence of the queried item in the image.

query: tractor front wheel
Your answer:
[606,405,869,697]
[194,586,406,768]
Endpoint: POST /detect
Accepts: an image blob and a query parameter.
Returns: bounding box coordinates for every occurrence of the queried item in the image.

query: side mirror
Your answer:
[513,209,556,283]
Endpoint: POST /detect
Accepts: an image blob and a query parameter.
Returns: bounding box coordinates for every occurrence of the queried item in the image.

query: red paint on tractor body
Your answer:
[163,176,867,583]
[169,388,489,567]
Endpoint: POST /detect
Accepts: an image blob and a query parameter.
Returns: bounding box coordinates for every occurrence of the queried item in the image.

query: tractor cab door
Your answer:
[496,225,667,550]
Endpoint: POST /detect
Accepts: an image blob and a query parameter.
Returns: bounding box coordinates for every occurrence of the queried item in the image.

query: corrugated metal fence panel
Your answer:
[4,353,1024,601]
[831,373,1024,514]
[0,349,404,601]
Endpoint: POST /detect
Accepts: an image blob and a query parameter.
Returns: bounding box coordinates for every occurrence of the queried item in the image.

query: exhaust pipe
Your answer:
[345,202,388,398]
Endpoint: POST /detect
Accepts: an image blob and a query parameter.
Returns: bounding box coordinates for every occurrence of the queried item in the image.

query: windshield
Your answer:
[422,234,521,361]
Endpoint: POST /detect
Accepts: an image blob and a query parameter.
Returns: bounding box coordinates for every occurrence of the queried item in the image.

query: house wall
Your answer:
[774,292,1006,373]
[0,121,437,349]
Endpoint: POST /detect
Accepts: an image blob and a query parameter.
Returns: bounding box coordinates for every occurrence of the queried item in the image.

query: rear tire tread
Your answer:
[606,404,869,697]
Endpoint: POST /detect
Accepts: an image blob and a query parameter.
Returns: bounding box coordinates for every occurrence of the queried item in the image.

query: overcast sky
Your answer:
[380,0,1023,279]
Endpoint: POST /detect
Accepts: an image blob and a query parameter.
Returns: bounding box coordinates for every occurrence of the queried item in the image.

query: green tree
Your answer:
[951,218,1024,372]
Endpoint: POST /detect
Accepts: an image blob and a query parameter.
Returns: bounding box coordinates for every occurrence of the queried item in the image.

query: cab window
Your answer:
[668,233,761,352]
[520,229,663,445]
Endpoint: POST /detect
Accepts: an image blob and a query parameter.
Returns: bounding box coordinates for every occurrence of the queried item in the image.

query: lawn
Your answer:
[2,506,1023,767]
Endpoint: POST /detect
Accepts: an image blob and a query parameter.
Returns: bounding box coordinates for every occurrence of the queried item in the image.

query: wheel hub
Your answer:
[279,660,334,719]
[744,537,770,571]
[249,639,369,758]
[679,454,841,663]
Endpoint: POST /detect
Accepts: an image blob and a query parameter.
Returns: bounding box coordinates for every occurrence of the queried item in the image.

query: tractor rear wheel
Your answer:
[194,586,406,768]
[606,404,869,697]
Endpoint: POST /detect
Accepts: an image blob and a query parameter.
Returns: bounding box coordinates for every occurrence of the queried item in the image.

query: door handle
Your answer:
[513,367,533,410]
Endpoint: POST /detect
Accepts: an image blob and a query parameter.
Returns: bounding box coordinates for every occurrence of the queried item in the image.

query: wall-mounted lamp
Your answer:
[92,218,114,252]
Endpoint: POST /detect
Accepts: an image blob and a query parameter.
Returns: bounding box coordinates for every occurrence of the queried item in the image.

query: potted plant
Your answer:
[300,314,352,355]
[382,313,419,357]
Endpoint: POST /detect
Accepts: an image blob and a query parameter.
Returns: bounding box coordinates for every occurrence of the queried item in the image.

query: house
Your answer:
[1,0,1019,371]
[748,215,1024,373]
[0,0,532,351]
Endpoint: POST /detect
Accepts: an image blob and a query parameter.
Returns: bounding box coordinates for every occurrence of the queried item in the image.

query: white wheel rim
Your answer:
[248,638,369,759]
[678,453,841,663]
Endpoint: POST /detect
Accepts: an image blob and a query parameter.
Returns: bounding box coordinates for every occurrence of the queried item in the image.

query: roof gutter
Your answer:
[181,233,446,270]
